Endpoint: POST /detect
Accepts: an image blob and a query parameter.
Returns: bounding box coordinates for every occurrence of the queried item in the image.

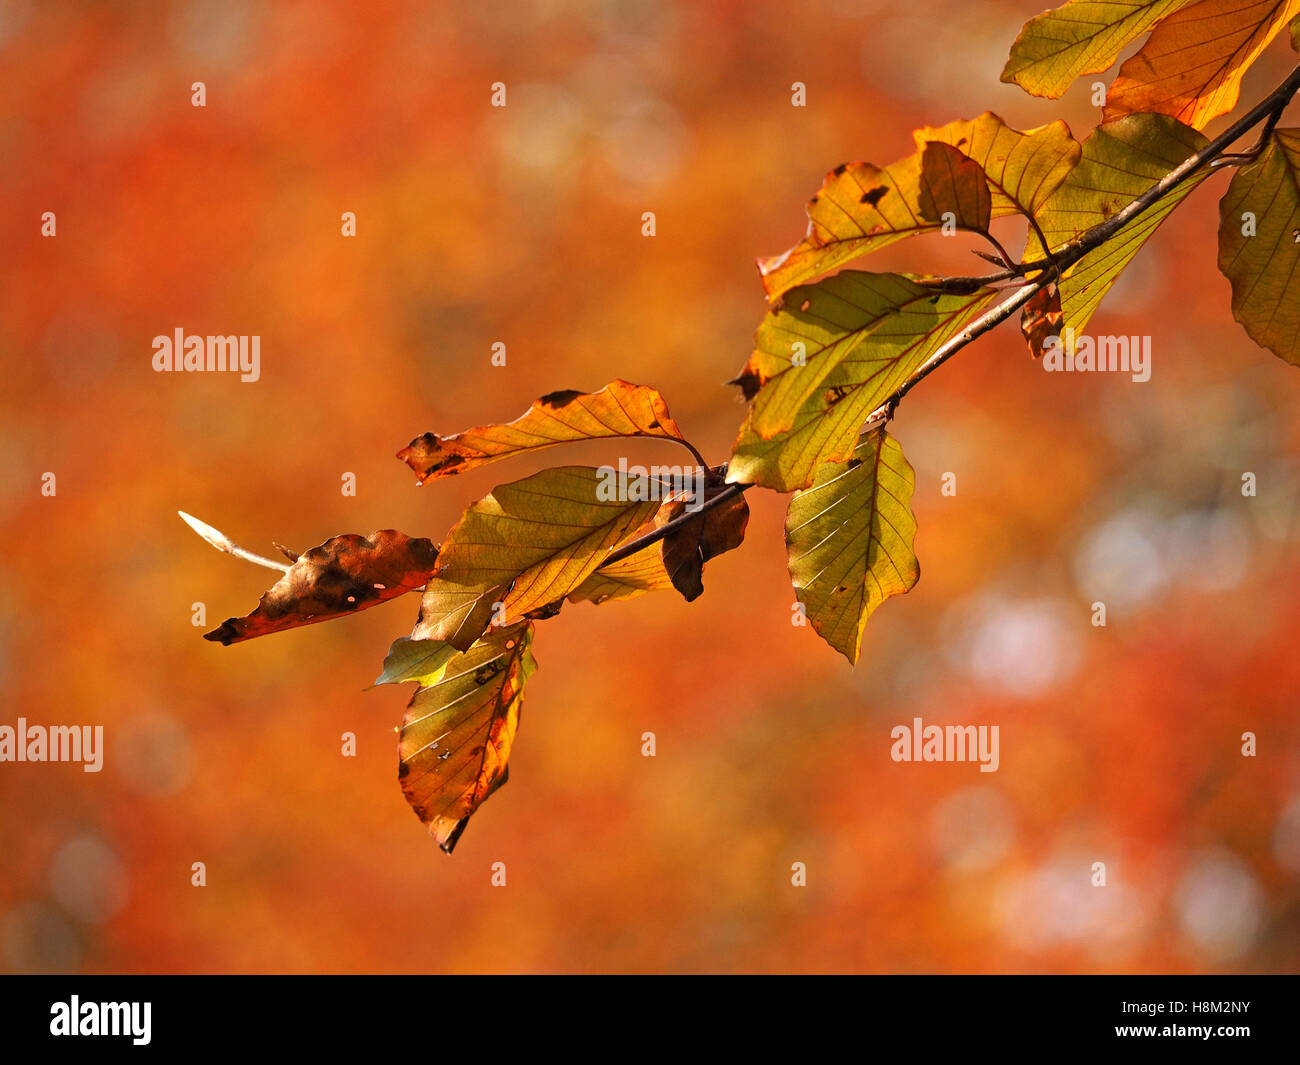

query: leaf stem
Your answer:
[178,510,293,573]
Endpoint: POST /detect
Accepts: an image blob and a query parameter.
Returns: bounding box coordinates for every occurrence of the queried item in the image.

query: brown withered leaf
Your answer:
[397,380,690,483]
[398,621,536,853]
[918,141,992,233]
[659,474,750,602]
[204,531,438,645]
[1020,284,1063,358]
[1103,0,1300,131]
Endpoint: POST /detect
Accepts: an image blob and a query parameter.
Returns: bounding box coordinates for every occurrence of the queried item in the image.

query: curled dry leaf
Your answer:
[397,621,537,853]
[758,114,1078,299]
[786,430,920,665]
[1027,113,1209,348]
[1021,284,1064,358]
[204,531,438,645]
[659,474,751,602]
[397,380,690,483]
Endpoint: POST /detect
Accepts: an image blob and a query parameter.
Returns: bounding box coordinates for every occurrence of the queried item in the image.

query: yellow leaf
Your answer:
[1001,0,1196,98]
[567,539,673,605]
[398,621,536,853]
[1218,129,1300,365]
[658,487,750,602]
[727,273,996,491]
[786,430,920,665]
[1104,0,1300,130]
[416,466,663,649]
[397,380,691,483]
[1030,114,1210,344]
[759,114,1078,299]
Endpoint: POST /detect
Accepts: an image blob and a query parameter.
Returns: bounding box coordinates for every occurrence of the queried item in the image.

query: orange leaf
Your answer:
[1104,0,1300,130]
[398,621,536,853]
[398,380,690,483]
[204,531,438,645]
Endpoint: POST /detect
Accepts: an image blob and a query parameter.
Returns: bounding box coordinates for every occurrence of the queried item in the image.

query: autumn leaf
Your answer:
[1001,0,1195,98]
[1029,113,1209,345]
[1292,10,1300,46]
[414,466,665,650]
[397,380,692,483]
[1021,283,1065,358]
[374,637,457,687]
[919,141,992,232]
[658,477,750,602]
[727,273,997,491]
[567,537,674,605]
[913,114,1081,222]
[203,530,438,646]
[397,621,536,853]
[786,430,920,666]
[759,115,1078,299]
[1104,0,1300,130]
[1218,128,1300,365]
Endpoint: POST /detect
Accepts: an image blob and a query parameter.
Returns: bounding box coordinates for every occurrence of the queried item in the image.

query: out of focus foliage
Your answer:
[3,0,1300,973]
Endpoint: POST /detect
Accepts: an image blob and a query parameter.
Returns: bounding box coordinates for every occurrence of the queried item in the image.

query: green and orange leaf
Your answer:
[1026,113,1210,350]
[415,466,664,650]
[912,114,1081,220]
[727,272,997,492]
[397,621,536,853]
[785,429,920,666]
[567,537,675,605]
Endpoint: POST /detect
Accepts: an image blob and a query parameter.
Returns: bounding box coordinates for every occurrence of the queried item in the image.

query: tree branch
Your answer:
[597,64,1300,570]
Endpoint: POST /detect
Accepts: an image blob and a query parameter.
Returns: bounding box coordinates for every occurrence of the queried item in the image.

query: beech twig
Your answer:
[178,511,292,574]
[598,64,1300,565]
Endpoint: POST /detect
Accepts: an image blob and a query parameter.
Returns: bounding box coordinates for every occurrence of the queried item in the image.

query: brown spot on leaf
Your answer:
[860,187,888,207]
[727,364,764,402]
[539,388,582,408]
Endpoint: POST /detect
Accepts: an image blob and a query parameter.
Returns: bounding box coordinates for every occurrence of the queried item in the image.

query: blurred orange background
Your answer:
[3,0,1300,974]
